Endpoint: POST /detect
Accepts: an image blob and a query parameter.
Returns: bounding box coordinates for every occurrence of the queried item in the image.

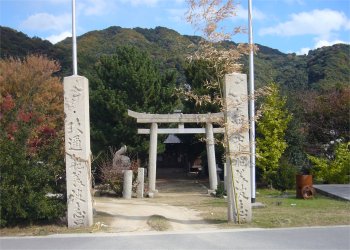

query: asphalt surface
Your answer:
[1,226,350,250]
[314,184,350,201]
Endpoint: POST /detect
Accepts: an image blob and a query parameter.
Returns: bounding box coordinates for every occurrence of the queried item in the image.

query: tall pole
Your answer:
[248,0,256,203]
[72,0,78,75]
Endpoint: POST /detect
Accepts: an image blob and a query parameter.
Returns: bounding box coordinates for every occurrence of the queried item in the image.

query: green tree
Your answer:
[90,46,177,160]
[256,83,292,187]
[308,142,350,184]
[183,59,221,113]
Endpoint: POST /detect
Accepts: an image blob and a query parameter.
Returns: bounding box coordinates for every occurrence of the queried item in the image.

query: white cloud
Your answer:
[296,47,311,55]
[46,31,71,44]
[315,39,348,48]
[236,6,266,21]
[296,39,349,55]
[20,12,71,32]
[259,9,350,39]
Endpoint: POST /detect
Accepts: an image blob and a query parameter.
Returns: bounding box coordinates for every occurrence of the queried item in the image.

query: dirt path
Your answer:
[93,177,218,233]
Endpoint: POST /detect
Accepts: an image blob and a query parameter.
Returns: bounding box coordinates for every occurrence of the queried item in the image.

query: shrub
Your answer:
[0,119,65,227]
[215,182,226,198]
[98,148,139,196]
[271,162,298,192]
[309,142,350,184]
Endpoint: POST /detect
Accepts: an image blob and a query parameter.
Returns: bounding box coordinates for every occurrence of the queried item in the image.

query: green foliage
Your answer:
[90,46,177,159]
[308,142,350,184]
[183,59,221,113]
[307,44,350,90]
[256,83,292,187]
[271,160,298,192]
[215,182,226,198]
[0,112,65,227]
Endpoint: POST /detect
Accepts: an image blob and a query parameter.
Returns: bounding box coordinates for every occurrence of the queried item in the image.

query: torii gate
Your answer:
[129,73,252,223]
[128,110,224,193]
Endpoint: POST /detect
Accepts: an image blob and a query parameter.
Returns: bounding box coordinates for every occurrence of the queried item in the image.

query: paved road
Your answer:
[1,226,350,250]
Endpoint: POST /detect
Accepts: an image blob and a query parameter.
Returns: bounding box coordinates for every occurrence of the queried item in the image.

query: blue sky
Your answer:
[1,0,349,54]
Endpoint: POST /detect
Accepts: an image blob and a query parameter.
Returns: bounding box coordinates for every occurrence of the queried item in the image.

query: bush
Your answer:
[98,148,139,196]
[215,182,226,198]
[271,162,297,192]
[309,142,350,184]
[0,121,66,227]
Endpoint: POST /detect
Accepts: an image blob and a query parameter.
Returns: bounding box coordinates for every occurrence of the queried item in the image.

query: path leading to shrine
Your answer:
[93,176,218,233]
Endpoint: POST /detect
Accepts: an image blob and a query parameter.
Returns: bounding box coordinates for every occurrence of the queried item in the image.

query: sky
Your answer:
[1,0,349,55]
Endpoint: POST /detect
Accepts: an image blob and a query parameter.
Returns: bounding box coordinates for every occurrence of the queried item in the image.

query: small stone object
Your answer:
[137,168,145,198]
[113,145,131,169]
[123,170,133,199]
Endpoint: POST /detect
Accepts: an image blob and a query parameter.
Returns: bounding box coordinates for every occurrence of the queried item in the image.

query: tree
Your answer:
[299,87,350,156]
[90,46,178,160]
[0,55,65,227]
[309,142,350,184]
[256,83,292,187]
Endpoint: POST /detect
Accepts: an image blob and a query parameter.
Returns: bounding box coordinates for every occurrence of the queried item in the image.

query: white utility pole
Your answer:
[72,0,78,75]
[248,0,256,203]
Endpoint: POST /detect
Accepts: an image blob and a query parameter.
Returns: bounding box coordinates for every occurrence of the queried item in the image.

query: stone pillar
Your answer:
[224,73,252,223]
[148,123,158,194]
[123,170,133,199]
[226,159,234,222]
[137,168,145,198]
[64,75,93,228]
[205,122,218,191]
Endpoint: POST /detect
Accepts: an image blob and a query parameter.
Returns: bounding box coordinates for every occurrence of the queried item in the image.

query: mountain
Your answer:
[0,26,68,68]
[1,25,349,90]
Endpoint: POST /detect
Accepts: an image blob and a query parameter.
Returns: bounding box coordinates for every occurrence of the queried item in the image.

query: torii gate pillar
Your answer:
[148,122,158,194]
[206,122,218,191]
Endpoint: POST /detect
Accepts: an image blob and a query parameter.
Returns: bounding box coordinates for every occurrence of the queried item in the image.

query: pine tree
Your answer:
[90,46,177,159]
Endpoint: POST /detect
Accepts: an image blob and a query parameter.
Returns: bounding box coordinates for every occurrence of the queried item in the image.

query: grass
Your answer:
[252,189,350,228]
[0,224,93,237]
[195,189,350,228]
[147,215,172,231]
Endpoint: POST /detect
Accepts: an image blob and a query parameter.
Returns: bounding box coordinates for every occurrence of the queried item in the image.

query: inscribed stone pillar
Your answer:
[64,75,93,227]
[224,73,252,223]
[205,123,218,191]
[148,123,158,194]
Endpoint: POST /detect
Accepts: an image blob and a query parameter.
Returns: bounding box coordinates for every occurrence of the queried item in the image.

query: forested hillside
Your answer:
[2,25,348,90]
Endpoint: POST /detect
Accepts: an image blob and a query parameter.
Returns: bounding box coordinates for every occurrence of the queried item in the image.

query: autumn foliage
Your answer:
[0,55,66,227]
[0,55,63,152]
